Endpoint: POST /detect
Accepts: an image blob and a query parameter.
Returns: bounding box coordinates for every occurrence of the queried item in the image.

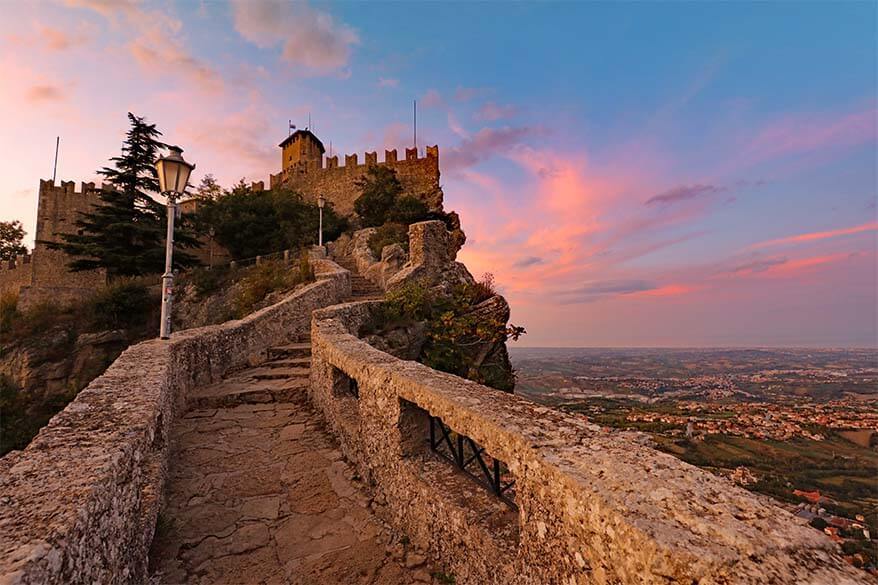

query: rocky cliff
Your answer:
[330,220,520,391]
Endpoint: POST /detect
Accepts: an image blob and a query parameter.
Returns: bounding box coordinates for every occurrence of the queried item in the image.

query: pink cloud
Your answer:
[630,283,698,298]
[378,77,399,88]
[474,102,517,122]
[738,106,877,167]
[719,252,854,279]
[128,38,222,92]
[421,89,443,108]
[8,23,91,51]
[454,86,487,102]
[750,221,877,249]
[771,253,855,276]
[231,0,359,73]
[26,84,66,103]
[443,126,536,171]
[67,0,222,92]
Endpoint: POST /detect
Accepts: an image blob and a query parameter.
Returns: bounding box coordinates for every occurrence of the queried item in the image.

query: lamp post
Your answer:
[317,195,325,247]
[155,146,195,340]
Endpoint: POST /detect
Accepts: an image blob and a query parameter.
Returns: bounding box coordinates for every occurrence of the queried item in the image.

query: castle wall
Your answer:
[270,146,442,216]
[0,254,34,298]
[18,180,107,309]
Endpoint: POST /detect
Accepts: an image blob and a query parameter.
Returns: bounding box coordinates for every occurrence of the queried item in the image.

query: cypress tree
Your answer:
[50,113,200,278]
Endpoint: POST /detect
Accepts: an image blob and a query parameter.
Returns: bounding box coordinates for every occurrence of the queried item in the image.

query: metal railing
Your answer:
[429,415,517,508]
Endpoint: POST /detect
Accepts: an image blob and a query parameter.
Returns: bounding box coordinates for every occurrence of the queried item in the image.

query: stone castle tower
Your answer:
[280,129,325,172]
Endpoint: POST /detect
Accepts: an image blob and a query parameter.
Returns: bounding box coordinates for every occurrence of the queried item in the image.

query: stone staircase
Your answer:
[334,256,384,301]
[187,337,313,409]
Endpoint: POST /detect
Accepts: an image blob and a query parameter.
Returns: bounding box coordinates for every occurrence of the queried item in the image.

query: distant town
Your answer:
[510,347,878,575]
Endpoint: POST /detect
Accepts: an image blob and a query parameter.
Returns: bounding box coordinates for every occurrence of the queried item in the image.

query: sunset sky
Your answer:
[1,1,875,347]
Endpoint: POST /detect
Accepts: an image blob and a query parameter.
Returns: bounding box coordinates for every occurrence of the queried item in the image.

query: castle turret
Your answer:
[279,129,325,172]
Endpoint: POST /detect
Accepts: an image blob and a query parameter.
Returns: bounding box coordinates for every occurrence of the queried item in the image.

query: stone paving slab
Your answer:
[150,363,434,585]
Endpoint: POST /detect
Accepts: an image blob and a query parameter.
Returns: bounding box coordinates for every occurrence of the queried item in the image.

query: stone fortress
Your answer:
[0,132,870,585]
[0,180,106,309]
[270,129,442,215]
[0,129,441,307]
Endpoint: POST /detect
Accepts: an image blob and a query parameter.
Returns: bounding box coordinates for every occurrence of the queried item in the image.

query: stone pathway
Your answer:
[149,339,433,585]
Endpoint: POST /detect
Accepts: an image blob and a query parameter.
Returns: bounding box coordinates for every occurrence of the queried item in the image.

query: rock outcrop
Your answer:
[385,220,475,295]
[340,220,517,392]
[1,328,128,397]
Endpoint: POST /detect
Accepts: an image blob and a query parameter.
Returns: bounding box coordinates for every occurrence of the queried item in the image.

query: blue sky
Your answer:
[1,0,875,346]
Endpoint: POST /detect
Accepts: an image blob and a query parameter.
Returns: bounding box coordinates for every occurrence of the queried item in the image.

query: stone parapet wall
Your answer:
[0,259,350,585]
[310,301,866,585]
[269,146,441,216]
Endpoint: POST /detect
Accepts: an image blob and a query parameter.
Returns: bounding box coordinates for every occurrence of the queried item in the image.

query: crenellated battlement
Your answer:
[0,253,32,272]
[38,178,108,197]
[284,145,437,174]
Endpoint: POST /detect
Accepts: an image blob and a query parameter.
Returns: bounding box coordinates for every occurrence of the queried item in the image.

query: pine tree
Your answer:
[49,113,200,278]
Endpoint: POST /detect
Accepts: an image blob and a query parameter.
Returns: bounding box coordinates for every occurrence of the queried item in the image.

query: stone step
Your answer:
[188,378,308,409]
[267,343,311,360]
[264,357,311,369]
[250,366,311,380]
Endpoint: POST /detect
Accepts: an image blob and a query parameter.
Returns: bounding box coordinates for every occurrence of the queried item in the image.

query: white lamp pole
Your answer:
[155,146,195,340]
[317,195,325,247]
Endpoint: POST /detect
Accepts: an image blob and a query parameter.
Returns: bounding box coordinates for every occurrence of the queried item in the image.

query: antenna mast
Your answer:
[52,137,60,183]
[413,99,417,152]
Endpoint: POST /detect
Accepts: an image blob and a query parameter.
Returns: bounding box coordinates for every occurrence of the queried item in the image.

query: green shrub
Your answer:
[364,280,524,392]
[368,223,409,258]
[86,281,152,331]
[185,265,235,299]
[467,272,498,304]
[232,256,315,318]
[431,572,455,585]
[1,300,67,340]
[354,166,403,227]
[196,185,347,259]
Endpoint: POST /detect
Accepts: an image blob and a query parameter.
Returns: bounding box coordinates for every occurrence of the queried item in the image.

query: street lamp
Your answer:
[317,195,325,247]
[155,146,195,340]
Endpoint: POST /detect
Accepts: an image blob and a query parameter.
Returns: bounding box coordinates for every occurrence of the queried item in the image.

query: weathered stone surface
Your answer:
[364,243,408,289]
[364,321,427,361]
[385,221,475,296]
[310,299,869,585]
[0,258,351,585]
